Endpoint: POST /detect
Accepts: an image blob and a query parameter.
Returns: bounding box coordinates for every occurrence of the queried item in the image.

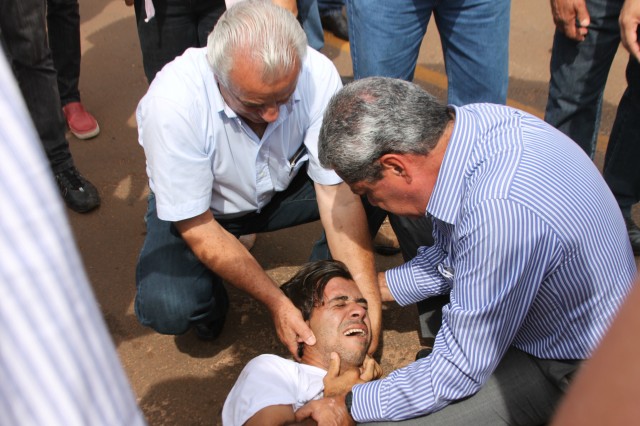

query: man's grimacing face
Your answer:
[306,277,371,368]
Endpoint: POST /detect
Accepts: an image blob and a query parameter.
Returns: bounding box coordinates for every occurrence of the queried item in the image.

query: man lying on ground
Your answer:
[222,260,381,425]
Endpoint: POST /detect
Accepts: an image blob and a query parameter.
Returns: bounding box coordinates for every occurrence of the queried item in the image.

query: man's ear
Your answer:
[379,154,410,181]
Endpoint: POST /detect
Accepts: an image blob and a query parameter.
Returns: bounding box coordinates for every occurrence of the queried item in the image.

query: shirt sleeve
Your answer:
[352,199,556,422]
[137,93,213,222]
[385,218,452,305]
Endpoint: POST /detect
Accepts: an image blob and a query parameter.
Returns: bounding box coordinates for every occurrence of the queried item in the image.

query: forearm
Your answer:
[316,182,382,352]
[384,245,450,306]
[175,211,288,312]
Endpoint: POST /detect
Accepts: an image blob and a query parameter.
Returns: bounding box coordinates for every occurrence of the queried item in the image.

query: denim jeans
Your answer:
[0,0,74,173]
[544,0,625,157]
[298,0,324,51]
[135,171,381,335]
[345,0,510,106]
[47,0,81,106]
[317,0,343,14]
[133,0,225,83]
[603,58,640,212]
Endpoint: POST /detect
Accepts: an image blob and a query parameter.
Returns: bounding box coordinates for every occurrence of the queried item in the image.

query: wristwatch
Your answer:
[345,390,353,415]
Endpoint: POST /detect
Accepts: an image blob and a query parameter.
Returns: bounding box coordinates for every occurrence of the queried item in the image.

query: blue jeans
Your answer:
[345,0,510,106]
[47,0,81,106]
[0,0,74,173]
[603,58,640,213]
[133,0,225,83]
[317,0,343,14]
[135,172,381,335]
[298,0,324,51]
[544,0,624,157]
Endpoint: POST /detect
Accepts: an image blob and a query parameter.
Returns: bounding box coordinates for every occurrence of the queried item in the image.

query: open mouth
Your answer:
[343,328,367,337]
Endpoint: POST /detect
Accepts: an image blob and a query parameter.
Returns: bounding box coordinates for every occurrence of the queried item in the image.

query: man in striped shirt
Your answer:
[0,48,145,425]
[296,77,637,425]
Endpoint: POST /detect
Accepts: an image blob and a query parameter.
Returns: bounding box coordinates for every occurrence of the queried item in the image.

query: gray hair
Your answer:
[319,77,454,184]
[206,0,308,87]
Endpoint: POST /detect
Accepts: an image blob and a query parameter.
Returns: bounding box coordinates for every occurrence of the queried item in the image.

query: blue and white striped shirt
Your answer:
[0,51,146,426]
[351,104,637,422]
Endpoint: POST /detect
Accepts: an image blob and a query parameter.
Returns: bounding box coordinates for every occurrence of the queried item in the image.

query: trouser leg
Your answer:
[0,0,73,173]
[544,0,623,157]
[46,0,81,105]
[134,0,225,84]
[434,0,510,105]
[603,57,640,212]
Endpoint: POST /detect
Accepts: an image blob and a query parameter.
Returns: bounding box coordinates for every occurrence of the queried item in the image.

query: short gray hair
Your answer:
[206,0,308,87]
[319,77,454,184]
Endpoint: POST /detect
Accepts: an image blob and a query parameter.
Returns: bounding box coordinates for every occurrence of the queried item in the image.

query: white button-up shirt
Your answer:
[137,46,342,222]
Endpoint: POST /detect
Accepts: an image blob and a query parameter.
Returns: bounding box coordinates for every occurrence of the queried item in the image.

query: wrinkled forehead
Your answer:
[320,277,366,305]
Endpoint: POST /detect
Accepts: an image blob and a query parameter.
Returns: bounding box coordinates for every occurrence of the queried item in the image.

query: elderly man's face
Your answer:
[350,175,429,219]
[307,277,371,369]
[219,54,299,125]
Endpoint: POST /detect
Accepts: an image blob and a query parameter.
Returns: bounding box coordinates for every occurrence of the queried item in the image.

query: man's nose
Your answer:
[260,103,279,122]
[350,303,367,318]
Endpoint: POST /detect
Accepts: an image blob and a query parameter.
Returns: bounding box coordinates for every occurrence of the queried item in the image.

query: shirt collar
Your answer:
[426,105,475,225]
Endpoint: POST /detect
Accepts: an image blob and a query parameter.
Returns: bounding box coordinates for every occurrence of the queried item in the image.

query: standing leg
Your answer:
[346,0,432,81]
[298,0,325,51]
[603,57,640,254]
[544,0,624,157]
[46,0,100,140]
[134,0,225,84]
[0,0,100,213]
[434,0,510,106]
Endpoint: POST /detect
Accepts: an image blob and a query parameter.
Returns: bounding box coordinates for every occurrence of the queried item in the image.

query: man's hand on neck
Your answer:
[322,352,381,397]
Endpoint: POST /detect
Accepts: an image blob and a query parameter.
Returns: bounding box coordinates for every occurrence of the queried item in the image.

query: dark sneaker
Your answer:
[624,216,640,255]
[321,9,349,41]
[55,167,101,213]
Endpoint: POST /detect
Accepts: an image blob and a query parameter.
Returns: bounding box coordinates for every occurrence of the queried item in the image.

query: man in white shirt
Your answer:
[222,260,379,425]
[135,0,380,358]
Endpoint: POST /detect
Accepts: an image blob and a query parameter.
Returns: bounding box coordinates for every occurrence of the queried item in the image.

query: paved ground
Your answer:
[67,1,637,424]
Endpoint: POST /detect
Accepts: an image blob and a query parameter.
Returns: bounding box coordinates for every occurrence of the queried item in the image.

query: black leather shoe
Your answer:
[321,10,349,41]
[195,284,229,341]
[55,166,101,213]
[625,216,640,255]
